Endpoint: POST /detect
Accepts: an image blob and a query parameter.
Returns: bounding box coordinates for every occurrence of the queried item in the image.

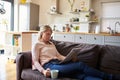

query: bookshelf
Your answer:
[13,34,21,46]
[3,31,38,59]
[5,32,21,59]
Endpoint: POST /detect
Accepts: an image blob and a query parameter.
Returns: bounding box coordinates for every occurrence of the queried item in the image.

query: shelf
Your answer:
[69,11,80,14]
[47,12,62,15]
[101,17,120,20]
[69,21,98,24]
[69,11,93,14]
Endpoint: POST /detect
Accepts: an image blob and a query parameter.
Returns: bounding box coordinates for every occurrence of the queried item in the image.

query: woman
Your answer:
[32,25,115,80]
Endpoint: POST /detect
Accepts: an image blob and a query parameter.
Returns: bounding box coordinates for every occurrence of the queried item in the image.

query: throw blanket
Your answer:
[51,40,102,68]
[62,45,101,68]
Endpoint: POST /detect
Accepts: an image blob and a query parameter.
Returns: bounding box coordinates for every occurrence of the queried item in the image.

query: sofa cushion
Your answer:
[74,45,101,68]
[51,40,102,68]
[51,40,77,56]
[99,45,120,74]
[21,69,46,80]
[21,69,75,80]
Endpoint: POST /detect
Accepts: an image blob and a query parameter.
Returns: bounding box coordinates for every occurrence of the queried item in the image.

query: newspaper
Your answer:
[59,51,78,64]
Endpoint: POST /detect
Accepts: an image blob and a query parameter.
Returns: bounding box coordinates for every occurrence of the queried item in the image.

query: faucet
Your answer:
[115,21,120,34]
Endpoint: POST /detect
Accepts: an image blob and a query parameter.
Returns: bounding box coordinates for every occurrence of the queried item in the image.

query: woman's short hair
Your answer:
[38,25,52,40]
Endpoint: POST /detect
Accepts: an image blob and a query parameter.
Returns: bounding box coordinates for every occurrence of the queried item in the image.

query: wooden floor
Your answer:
[0,55,16,80]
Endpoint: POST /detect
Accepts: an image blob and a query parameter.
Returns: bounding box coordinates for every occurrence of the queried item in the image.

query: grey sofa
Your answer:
[16,40,120,80]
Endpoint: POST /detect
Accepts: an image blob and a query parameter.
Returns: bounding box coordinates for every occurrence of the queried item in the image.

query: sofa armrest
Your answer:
[16,51,32,80]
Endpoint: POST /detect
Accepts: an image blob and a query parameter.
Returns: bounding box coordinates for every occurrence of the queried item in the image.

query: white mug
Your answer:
[50,70,59,79]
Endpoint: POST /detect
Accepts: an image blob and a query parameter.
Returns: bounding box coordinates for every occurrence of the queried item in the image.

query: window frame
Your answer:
[2,0,14,31]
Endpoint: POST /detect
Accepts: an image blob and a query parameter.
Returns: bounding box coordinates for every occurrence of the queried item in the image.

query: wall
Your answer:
[36,0,120,32]
[39,0,90,24]
[38,0,93,32]
[31,0,40,5]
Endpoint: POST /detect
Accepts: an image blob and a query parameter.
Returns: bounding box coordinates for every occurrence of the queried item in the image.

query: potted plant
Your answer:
[85,14,90,21]
[73,26,79,32]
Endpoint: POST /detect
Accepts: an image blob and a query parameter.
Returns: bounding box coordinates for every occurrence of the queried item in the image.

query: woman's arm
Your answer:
[55,47,66,61]
[51,42,66,60]
[32,43,50,77]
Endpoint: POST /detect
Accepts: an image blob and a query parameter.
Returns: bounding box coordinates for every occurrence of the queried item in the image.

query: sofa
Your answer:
[16,40,120,80]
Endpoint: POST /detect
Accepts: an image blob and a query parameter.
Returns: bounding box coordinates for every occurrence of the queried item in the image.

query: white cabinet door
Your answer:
[53,34,74,42]
[74,34,86,43]
[104,36,120,46]
[86,34,104,45]
[4,45,20,59]
[32,33,38,48]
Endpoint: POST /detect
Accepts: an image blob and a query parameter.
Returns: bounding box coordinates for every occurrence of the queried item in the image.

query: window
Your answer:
[101,2,120,33]
[102,2,120,18]
[0,0,14,31]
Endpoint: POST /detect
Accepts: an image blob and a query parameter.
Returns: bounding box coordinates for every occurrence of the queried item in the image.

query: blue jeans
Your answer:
[43,59,112,80]
[84,76,102,80]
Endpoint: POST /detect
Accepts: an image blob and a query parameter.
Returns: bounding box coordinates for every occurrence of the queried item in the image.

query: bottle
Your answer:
[95,25,100,34]
[53,25,56,31]
[62,26,65,32]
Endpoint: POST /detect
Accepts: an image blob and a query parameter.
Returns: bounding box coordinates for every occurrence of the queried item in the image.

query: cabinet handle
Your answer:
[79,37,82,39]
[94,37,96,40]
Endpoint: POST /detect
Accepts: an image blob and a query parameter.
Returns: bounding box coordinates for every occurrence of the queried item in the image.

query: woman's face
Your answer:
[41,29,52,42]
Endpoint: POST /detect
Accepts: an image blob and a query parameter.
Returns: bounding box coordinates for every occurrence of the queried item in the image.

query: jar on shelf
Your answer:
[65,24,70,32]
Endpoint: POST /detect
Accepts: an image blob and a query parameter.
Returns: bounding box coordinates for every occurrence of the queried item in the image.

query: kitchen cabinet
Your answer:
[74,34,86,43]
[53,33,105,45]
[53,33,104,45]
[104,36,120,46]
[30,32,120,47]
[53,33,74,42]
[85,34,104,45]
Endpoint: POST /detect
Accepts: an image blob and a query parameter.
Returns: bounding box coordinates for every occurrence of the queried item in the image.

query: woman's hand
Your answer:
[72,56,78,62]
[42,68,51,77]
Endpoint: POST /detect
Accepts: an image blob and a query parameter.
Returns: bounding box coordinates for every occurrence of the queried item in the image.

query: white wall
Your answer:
[39,0,90,24]
[34,0,120,33]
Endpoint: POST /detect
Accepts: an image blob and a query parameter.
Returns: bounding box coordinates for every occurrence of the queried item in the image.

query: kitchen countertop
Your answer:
[1,30,39,34]
[2,31,120,36]
[53,31,120,36]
